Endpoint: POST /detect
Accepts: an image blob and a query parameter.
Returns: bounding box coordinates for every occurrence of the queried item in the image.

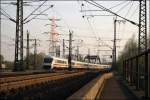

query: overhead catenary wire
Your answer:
[116,1,131,13]
[79,1,126,12]
[28,4,52,21]
[26,4,53,7]
[0,8,16,22]
[57,30,128,41]
[24,6,53,24]
[1,1,50,24]
[86,18,113,49]
[1,12,16,23]
[124,1,134,18]
[1,12,10,19]
[129,4,139,19]
[109,1,127,10]
[80,1,129,50]
[84,0,139,26]
[30,18,50,20]
[24,0,48,21]
[1,8,12,19]
[86,18,98,40]
[51,6,73,32]
[1,0,142,62]
[80,2,113,50]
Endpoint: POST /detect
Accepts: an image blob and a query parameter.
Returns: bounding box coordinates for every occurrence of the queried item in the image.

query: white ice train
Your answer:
[43,56,111,70]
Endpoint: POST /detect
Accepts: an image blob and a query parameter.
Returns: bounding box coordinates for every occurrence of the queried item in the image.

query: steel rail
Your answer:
[0,71,86,92]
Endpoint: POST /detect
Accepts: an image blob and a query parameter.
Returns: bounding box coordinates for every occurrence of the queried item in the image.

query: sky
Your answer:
[1,0,150,62]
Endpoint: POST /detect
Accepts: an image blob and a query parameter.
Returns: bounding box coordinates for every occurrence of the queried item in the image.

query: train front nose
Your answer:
[43,57,53,70]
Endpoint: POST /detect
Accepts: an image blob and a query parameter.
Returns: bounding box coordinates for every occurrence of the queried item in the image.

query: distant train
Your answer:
[43,56,111,70]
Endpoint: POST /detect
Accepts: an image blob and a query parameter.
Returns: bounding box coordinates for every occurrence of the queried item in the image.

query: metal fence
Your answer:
[123,48,150,98]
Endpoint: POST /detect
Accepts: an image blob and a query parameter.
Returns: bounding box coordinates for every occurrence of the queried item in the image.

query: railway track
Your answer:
[0,70,51,78]
[0,71,86,92]
[0,69,82,78]
[0,72,63,84]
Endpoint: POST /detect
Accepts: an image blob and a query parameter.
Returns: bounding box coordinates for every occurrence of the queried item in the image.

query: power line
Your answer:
[30,18,49,20]
[51,7,71,31]
[124,1,134,18]
[86,18,113,49]
[0,8,16,22]
[109,1,127,10]
[86,18,98,40]
[116,1,131,13]
[26,4,53,7]
[85,0,139,26]
[24,0,48,21]
[129,4,139,19]
[1,8,13,19]
[28,4,53,21]
[24,5,53,24]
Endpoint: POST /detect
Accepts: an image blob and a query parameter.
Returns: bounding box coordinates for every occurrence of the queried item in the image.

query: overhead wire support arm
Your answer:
[84,0,139,27]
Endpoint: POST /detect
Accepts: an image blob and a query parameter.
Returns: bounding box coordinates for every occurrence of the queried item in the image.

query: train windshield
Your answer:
[44,58,53,63]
